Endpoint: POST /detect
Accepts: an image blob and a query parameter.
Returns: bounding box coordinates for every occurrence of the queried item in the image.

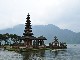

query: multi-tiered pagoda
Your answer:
[22,13,36,48]
[22,13,47,48]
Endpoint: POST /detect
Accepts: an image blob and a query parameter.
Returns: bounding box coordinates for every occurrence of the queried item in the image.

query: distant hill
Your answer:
[0,24,80,44]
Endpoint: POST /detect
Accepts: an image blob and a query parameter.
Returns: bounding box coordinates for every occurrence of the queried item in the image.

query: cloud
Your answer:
[0,0,80,32]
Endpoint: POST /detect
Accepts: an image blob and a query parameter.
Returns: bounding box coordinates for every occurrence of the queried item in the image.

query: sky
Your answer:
[0,0,80,32]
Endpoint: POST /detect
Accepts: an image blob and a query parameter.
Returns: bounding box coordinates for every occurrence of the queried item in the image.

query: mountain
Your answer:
[0,24,80,44]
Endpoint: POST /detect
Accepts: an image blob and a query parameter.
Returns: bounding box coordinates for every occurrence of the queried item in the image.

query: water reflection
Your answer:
[1,44,80,60]
[20,49,67,60]
[21,50,45,60]
[50,50,59,58]
[20,48,80,60]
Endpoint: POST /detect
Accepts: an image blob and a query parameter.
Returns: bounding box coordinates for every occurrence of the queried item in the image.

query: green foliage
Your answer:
[0,33,21,45]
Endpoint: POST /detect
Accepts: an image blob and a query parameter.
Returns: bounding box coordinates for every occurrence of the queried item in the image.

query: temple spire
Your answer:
[27,13,30,17]
[26,13,30,19]
[54,36,58,41]
[23,13,33,36]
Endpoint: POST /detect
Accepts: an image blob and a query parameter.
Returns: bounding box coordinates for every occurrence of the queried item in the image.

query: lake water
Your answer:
[0,50,23,60]
[0,44,80,60]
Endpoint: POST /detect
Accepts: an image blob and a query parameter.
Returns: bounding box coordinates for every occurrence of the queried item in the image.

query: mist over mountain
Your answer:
[0,24,80,44]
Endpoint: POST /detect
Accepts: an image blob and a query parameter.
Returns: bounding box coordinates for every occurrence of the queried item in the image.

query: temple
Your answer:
[21,13,47,49]
[21,13,36,48]
[49,36,67,49]
[21,13,67,49]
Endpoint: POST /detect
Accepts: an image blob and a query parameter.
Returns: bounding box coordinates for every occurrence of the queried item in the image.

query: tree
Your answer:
[0,34,3,46]
[17,36,22,43]
[2,33,9,45]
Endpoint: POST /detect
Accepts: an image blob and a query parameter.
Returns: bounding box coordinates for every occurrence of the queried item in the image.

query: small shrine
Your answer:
[52,36,59,46]
[49,36,67,49]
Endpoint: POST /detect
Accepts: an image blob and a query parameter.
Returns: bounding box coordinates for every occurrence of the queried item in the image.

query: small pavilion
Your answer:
[33,36,47,48]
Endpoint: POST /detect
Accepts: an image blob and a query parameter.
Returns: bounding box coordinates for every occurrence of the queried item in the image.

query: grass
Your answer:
[5,47,52,52]
[2,45,67,52]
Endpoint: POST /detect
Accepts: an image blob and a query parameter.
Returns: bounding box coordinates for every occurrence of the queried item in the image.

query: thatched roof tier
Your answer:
[20,36,37,40]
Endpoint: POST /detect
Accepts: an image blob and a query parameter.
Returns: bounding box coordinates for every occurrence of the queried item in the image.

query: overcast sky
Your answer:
[0,0,80,32]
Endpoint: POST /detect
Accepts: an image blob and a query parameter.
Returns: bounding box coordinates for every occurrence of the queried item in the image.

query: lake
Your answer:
[0,44,80,60]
